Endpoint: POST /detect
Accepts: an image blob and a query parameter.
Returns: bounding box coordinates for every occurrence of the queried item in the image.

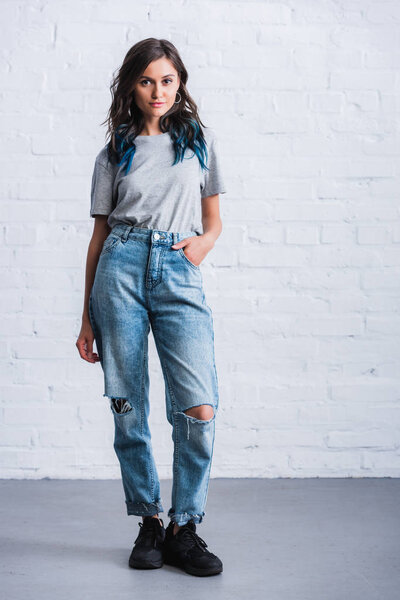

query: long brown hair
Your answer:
[100,38,210,174]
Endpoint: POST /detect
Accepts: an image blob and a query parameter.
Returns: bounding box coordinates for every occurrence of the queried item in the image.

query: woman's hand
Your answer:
[76,317,100,363]
[171,233,215,267]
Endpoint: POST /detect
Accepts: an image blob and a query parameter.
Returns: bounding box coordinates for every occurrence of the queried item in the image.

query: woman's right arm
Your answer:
[76,215,110,363]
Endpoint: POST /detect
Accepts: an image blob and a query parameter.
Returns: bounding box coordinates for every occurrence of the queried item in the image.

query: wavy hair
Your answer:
[100,38,210,175]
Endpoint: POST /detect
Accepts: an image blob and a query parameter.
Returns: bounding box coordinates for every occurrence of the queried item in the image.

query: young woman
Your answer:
[76,38,226,578]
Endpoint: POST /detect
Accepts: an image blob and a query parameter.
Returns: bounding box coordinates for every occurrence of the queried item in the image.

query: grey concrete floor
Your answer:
[1,478,399,600]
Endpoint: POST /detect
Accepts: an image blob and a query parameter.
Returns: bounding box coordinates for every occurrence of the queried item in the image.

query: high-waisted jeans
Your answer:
[88,224,219,526]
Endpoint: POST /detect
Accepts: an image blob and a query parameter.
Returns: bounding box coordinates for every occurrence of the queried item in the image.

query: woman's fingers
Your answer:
[76,335,99,363]
[86,336,94,361]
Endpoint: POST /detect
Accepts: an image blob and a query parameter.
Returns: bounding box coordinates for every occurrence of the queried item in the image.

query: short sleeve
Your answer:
[200,131,226,199]
[90,155,114,218]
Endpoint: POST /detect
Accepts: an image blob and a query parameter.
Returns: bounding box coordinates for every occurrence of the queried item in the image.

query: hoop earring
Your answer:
[174,91,181,104]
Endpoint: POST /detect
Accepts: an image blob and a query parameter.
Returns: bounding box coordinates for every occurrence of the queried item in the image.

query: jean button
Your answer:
[153,233,160,240]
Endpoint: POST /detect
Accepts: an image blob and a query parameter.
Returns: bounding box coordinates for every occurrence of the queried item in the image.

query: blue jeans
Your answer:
[88,224,219,526]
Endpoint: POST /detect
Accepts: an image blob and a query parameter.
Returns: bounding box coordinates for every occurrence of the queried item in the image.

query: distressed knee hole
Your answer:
[180,405,216,441]
[183,404,214,421]
[110,397,132,414]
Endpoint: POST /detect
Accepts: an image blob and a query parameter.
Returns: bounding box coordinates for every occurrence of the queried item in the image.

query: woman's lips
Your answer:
[150,103,164,107]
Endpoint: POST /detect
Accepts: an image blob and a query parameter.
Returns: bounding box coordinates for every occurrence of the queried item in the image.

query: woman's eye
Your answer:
[140,79,172,86]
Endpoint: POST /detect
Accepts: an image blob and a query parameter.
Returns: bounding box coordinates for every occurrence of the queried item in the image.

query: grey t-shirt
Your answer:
[90,127,226,235]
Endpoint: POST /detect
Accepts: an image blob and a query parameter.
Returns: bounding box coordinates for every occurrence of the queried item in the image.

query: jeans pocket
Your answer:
[178,248,200,270]
[100,233,121,257]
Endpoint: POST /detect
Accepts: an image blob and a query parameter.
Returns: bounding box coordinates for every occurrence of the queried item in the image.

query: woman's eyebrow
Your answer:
[139,74,176,80]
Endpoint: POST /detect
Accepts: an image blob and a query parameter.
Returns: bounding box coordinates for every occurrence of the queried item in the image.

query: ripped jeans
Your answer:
[88,224,219,526]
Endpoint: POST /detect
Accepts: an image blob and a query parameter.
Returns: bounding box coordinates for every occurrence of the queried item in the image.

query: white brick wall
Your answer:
[1,1,399,479]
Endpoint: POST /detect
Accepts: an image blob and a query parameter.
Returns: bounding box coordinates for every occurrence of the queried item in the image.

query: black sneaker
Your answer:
[129,516,166,569]
[163,519,223,577]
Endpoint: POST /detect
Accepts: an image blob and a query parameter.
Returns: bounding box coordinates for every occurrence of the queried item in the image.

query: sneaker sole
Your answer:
[163,555,223,577]
[129,558,164,569]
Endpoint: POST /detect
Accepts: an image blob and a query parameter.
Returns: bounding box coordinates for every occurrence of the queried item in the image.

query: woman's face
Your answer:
[133,57,180,120]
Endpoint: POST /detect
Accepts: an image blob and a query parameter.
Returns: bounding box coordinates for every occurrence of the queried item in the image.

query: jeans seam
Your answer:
[140,339,146,437]
[210,310,219,409]
[141,326,155,502]
[151,328,180,504]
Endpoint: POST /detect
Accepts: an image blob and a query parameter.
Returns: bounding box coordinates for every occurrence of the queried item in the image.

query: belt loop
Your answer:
[173,232,178,244]
[121,226,132,243]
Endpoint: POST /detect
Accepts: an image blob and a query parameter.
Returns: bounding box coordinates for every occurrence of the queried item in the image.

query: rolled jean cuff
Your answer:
[126,500,164,516]
[168,511,205,526]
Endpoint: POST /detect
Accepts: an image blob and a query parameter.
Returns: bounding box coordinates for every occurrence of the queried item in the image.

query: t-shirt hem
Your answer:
[201,189,226,198]
[90,211,111,217]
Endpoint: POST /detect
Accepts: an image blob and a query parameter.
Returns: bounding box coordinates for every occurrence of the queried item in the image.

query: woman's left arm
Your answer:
[171,194,222,266]
[200,193,223,246]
